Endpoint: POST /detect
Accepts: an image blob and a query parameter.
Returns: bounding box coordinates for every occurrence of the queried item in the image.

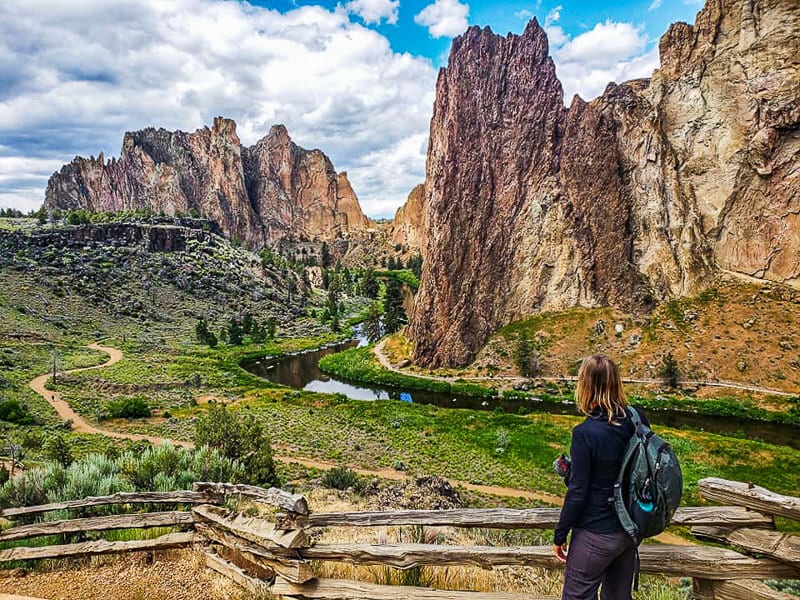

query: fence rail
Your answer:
[0,477,797,600]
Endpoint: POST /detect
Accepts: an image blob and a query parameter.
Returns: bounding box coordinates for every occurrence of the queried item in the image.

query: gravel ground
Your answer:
[0,549,263,600]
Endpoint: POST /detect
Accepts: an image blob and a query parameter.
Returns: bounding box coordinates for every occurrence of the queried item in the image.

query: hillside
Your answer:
[0,218,314,341]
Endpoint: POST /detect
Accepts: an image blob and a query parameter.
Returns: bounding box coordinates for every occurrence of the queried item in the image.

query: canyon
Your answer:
[409,0,800,367]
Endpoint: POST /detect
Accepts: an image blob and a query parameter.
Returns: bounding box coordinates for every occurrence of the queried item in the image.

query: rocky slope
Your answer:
[44,119,371,247]
[410,0,800,367]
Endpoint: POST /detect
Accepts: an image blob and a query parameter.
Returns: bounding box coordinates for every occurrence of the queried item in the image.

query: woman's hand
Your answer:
[553,542,568,564]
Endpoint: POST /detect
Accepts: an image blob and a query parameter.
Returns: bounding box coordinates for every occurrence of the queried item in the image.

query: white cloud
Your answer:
[544,5,562,27]
[414,0,469,38]
[542,10,656,101]
[0,0,437,218]
[345,0,400,25]
[515,9,534,20]
[648,0,663,11]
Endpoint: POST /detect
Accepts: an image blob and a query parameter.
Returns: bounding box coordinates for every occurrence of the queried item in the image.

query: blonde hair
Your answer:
[575,355,627,423]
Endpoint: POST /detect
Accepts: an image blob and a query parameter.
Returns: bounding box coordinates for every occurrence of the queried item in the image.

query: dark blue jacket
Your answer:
[554,408,648,546]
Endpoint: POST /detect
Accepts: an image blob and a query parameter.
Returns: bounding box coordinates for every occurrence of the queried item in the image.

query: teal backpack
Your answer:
[613,407,683,544]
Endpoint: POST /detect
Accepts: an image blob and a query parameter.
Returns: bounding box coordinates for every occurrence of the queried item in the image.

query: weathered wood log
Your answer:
[195,522,313,584]
[0,531,197,562]
[692,526,800,566]
[0,595,51,600]
[301,506,772,530]
[0,511,194,542]
[699,478,800,521]
[0,491,218,518]
[271,543,799,579]
[192,504,308,548]
[270,577,559,600]
[692,578,796,600]
[193,482,308,514]
[217,544,275,581]
[205,550,272,596]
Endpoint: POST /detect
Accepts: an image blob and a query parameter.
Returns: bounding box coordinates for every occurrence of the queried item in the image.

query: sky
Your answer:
[0,0,705,218]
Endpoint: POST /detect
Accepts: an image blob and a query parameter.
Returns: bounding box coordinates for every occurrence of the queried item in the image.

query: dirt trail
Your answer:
[26,344,692,545]
[28,343,191,448]
[373,340,797,397]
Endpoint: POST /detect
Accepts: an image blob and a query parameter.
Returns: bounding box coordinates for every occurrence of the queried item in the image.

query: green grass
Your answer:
[375,269,420,291]
[320,346,496,398]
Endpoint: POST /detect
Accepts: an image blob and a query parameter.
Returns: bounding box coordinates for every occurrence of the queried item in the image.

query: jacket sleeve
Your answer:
[553,427,591,545]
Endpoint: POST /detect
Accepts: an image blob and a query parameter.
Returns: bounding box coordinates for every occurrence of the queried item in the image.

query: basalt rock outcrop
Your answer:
[410,0,800,367]
[44,119,371,246]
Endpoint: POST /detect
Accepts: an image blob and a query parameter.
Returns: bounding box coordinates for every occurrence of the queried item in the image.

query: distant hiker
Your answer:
[553,355,648,600]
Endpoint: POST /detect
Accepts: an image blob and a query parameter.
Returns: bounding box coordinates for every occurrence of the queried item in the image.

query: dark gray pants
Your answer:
[561,528,637,600]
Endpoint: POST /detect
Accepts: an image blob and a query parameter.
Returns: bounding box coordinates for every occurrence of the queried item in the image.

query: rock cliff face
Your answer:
[391,184,426,249]
[45,119,371,246]
[410,0,800,367]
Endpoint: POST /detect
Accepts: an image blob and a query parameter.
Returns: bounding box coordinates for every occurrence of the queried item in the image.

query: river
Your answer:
[241,335,800,449]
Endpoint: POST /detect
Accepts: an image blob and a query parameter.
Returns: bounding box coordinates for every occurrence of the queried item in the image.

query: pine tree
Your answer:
[363,301,383,342]
[361,269,380,299]
[320,242,332,268]
[265,317,277,339]
[387,256,397,270]
[242,313,254,335]
[195,319,210,344]
[383,279,407,334]
[660,352,680,388]
[227,318,243,346]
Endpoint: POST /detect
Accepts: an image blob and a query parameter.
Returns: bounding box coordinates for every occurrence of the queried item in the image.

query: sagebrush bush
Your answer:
[0,444,241,512]
[321,466,362,491]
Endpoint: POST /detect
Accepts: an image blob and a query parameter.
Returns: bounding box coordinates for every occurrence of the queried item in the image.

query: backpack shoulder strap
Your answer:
[628,406,642,428]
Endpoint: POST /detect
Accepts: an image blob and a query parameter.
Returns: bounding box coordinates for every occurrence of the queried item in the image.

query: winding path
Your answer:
[26,344,559,503]
[28,343,191,447]
[373,340,798,397]
[26,343,691,545]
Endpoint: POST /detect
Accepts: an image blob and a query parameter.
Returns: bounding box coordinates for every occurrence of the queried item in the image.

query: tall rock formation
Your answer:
[45,118,371,246]
[410,0,800,368]
[391,184,426,249]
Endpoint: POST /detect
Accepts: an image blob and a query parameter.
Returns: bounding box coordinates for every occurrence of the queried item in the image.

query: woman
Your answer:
[553,354,648,600]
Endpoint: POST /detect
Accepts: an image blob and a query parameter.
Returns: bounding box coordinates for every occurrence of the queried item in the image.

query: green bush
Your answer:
[195,404,279,488]
[321,466,362,491]
[0,398,35,425]
[106,396,150,419]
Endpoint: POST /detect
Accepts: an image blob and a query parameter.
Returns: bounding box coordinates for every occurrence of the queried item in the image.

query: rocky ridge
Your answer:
[390,183,426,250]
[44,119,371,247]
[410,0,800,367]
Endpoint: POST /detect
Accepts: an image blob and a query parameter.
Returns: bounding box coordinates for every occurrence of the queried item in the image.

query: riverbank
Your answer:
[318,341,800,427]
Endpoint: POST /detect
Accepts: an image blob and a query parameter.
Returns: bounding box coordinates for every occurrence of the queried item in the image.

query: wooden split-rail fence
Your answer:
[0,478,798,599]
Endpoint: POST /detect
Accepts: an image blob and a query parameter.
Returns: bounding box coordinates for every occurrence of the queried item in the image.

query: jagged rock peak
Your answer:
[391,184,425,249]
[409,0,800,368]
[44,118,371,246]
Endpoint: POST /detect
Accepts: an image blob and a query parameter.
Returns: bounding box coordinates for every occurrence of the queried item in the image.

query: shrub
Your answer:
[0,445,240,511]
[195,404,279,487]
[0,398,35,425]
[43,434,74,468]
[106,396,150,419]
[118,443,241,492]
[322,466,361,491]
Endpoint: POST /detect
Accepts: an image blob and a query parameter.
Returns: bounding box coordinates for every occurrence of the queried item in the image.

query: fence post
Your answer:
[691,578,718,600]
